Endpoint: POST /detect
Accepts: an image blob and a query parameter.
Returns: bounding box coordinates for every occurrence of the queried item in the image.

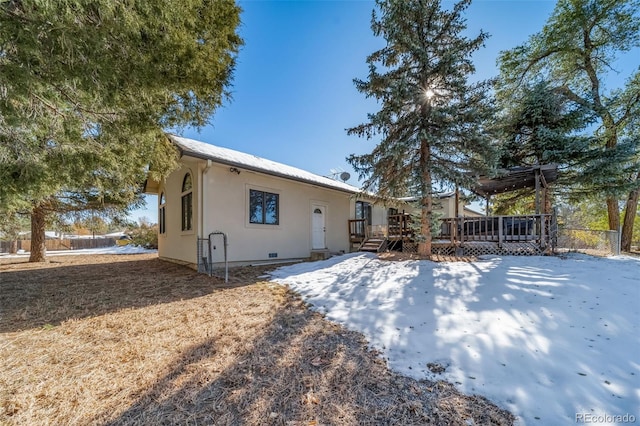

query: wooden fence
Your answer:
[0,238,117,253]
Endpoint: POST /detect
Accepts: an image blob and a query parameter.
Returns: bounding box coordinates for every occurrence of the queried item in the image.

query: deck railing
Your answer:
[350,213,554,249]
[348,219,367,244]
[349,215,413,244]
[387,213,413,240]
[438,214,552,247]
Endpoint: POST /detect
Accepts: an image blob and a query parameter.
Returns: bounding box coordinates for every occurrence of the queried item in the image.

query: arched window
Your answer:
[159,192,166,234]
[181,173,193,231]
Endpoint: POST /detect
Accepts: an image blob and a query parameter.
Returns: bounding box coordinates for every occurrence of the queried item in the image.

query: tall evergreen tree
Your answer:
[498,0,640,250]
[347,0,497,257]
[0,0,243,261]
[497,81,592,169]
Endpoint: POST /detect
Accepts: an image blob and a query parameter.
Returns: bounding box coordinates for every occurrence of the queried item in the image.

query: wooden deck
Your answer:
[349,214,556,255]
[438,215,552,244]
[436,214,556,256]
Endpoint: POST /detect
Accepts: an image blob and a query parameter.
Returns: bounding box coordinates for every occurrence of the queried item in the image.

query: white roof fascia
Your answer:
[398,192,456,203]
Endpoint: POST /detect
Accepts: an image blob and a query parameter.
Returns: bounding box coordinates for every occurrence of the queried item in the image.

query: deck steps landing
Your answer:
[359,238,387,253]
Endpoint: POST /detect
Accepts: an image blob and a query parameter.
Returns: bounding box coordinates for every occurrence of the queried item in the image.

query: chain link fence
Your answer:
[555,227,620,256]
[197,233,228,282]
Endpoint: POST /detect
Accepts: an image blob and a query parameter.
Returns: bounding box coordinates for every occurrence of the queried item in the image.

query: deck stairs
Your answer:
[359,237,387,253]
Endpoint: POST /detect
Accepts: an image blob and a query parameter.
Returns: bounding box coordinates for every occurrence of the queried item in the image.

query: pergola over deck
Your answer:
[472,164,559,214]
[441,164,560,255]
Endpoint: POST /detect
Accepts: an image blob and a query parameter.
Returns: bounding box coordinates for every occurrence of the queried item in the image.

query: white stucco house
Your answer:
[145,135,482,268]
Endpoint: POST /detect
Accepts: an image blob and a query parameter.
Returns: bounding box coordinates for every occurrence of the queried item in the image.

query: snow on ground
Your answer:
[270,252,640,425]
[0,245,156,258]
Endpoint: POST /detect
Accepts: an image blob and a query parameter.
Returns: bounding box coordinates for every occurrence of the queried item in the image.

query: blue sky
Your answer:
[132,0,638,223]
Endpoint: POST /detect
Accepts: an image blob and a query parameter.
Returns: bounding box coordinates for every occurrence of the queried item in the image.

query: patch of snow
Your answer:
[1,246,156,258]
[270,252,640,425]
[104,231,128,238]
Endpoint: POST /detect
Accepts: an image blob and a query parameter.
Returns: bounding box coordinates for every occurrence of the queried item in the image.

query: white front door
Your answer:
[311,205,326,249]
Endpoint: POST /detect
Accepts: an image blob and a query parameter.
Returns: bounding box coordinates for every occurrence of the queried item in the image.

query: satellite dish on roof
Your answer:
[339,172,351,182]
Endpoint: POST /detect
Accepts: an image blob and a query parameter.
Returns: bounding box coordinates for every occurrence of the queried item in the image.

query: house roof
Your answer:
[398,191,456,203]
[463,206,484,216]
[169,135,360,194]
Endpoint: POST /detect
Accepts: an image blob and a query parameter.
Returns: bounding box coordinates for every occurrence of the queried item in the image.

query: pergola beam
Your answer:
[471,164,559,198]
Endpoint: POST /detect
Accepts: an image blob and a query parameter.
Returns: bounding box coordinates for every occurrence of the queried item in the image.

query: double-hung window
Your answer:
[249,189,279,225]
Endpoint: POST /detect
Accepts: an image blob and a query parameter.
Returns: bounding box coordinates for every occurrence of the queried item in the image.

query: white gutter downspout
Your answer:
[200,159,212,239]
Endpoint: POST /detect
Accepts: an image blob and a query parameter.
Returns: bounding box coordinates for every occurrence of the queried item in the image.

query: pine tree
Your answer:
[498,0,640,251]
[0,0,243,261]
[497,81,592,169]
[347,0,497,257]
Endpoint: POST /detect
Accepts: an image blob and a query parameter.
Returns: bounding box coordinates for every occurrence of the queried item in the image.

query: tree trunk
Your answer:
[9,240,17,254]
[29,204,47,262]
[620,174,640,252]
[418,139,432,258]
[606,196,620,231]
[602,120,620,232]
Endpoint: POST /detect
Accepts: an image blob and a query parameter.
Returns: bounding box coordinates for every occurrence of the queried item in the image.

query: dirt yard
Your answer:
[0,254,514,425]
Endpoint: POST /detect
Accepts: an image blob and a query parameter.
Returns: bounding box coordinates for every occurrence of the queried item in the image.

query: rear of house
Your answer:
[146,135,493,267]
[149,135,360,268]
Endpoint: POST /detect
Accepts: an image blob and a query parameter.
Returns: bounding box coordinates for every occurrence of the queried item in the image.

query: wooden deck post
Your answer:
[455,187,459,217]
[498,216,503,248]
[451,217,456,245]
[534,168,541,215]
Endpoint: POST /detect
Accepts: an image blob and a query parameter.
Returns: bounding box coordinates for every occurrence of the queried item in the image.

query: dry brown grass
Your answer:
[0,254,514,425]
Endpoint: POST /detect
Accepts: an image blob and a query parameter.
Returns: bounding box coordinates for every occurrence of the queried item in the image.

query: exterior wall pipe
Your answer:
[200,159,212,240]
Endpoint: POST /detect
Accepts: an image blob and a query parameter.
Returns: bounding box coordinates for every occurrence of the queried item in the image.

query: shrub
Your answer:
[129,224,158,249]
